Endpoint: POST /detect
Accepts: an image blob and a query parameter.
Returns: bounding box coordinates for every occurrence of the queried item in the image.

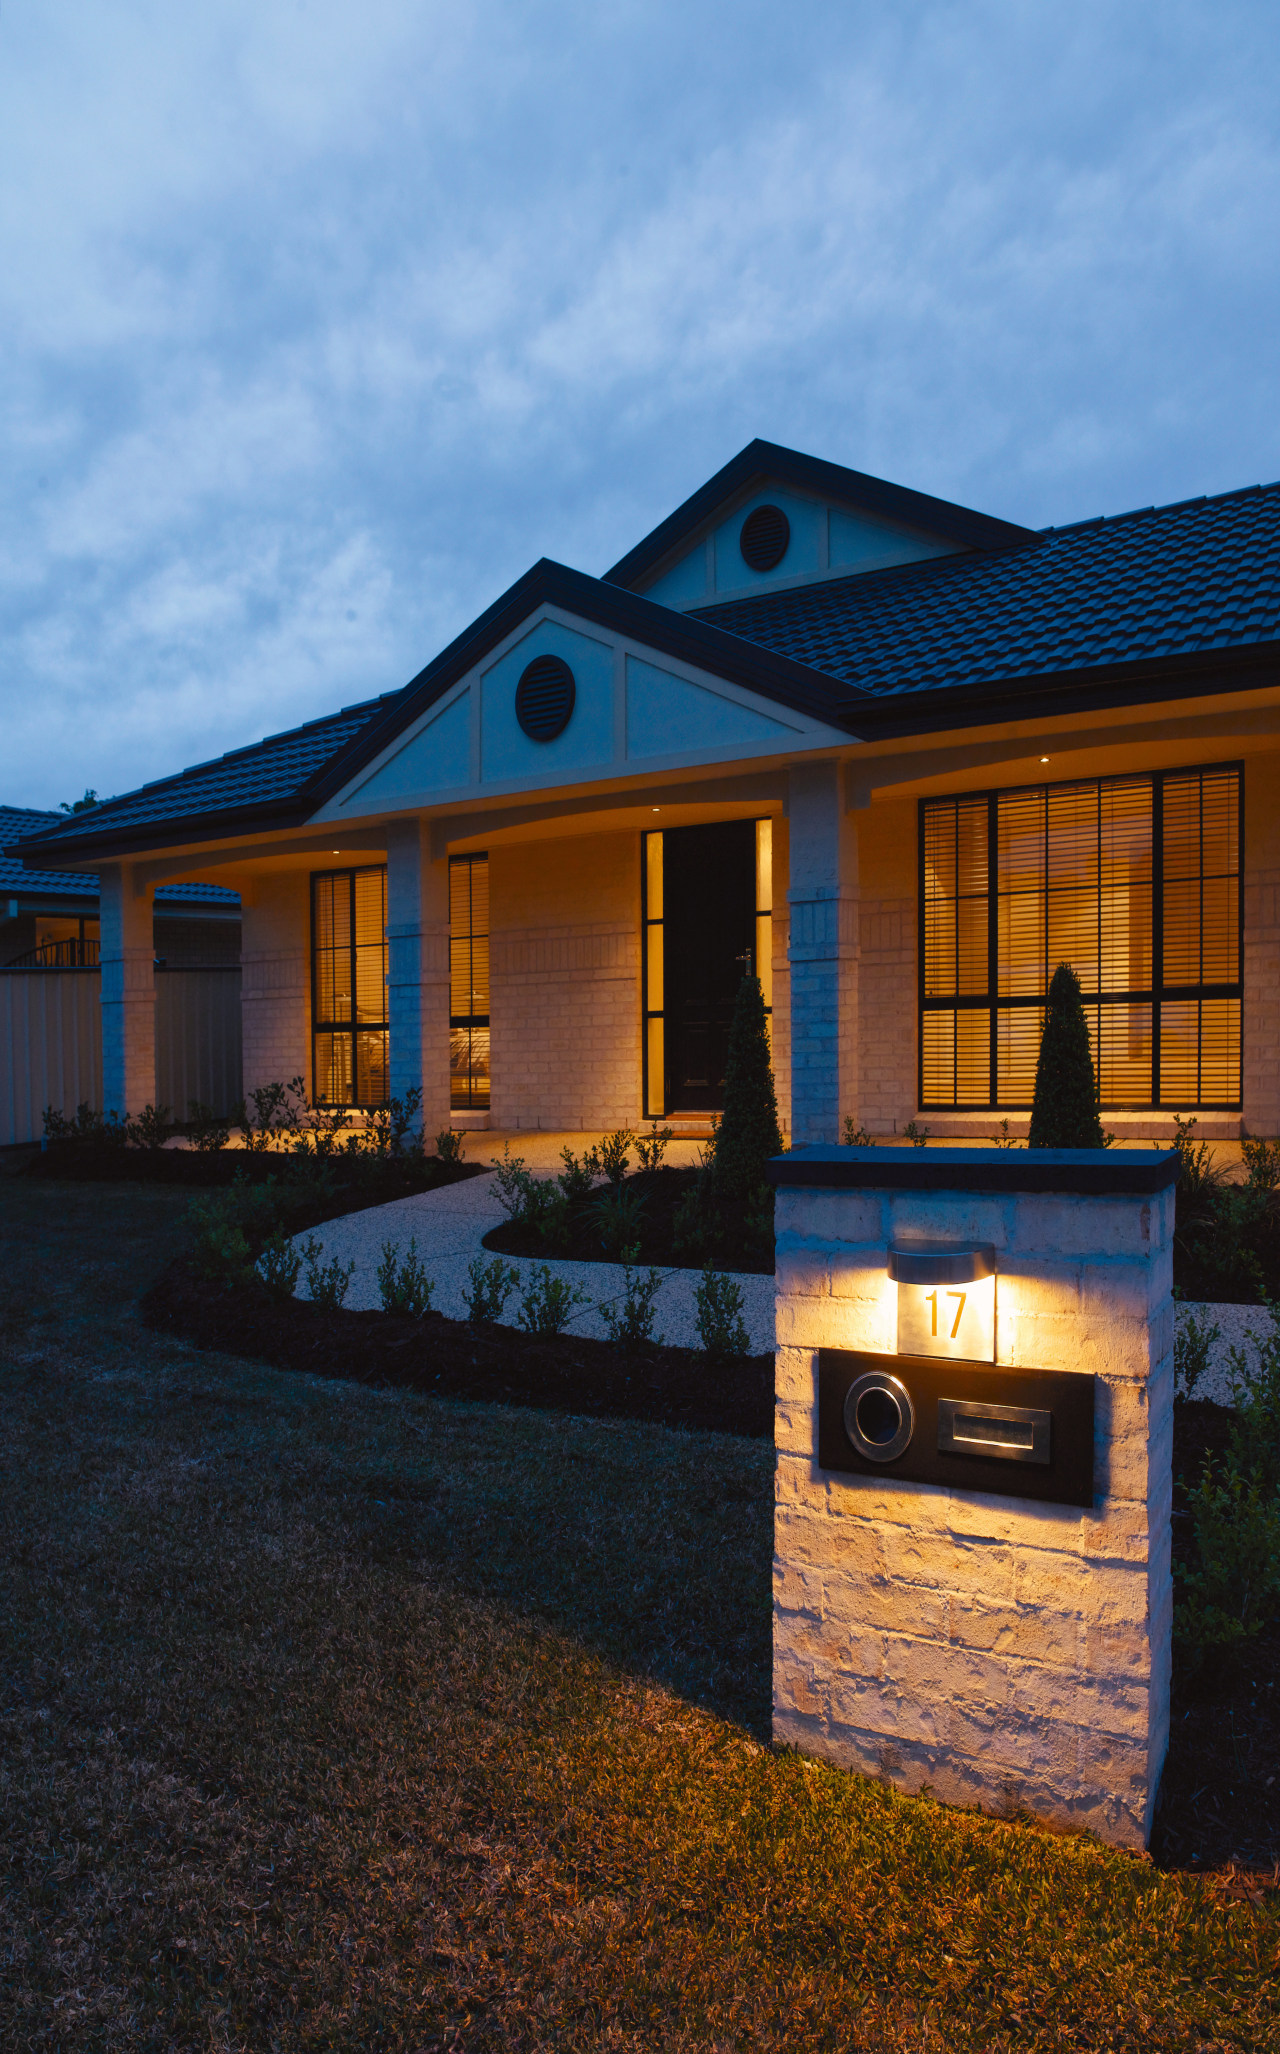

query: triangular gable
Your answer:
[316,603,847,820]
[606,438,1034,611]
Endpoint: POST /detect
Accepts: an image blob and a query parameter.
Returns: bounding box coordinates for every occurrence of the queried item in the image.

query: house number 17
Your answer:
[924,1288,967,1340]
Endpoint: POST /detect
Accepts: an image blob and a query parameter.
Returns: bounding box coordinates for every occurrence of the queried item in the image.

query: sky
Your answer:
[2,0,1279,811]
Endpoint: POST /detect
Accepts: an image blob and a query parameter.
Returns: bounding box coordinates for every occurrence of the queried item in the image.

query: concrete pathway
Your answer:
[290,1128,775,1352]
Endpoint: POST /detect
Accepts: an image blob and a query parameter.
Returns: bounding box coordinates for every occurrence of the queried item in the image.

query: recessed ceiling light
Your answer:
[652,807,660,812]
[1040,757,1049,764]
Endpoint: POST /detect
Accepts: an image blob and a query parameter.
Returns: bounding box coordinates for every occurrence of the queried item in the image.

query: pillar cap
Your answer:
[767,1144,1180,1196]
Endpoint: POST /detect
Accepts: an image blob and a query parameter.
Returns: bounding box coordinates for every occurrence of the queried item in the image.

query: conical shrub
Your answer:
[1028,961,1104,1149]
[713,976,784,1199]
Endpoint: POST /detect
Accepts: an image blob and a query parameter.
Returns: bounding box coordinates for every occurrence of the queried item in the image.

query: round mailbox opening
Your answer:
[843,1371,914,1463]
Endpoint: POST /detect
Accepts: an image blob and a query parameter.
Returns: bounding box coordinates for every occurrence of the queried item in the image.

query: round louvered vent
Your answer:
[515,654,576,741]
[739,503,790,572]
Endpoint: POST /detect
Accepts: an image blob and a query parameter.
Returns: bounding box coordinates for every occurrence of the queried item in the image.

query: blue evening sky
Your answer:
[2,0,1278,807]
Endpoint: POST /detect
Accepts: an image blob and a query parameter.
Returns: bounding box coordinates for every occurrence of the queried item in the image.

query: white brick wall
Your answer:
[1244,753,1280,1135]
[489,832,642,1129]
[240,873,310,1099]
[772,1168,1174,1849]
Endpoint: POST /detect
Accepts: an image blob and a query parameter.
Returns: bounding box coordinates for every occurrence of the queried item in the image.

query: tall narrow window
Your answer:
[642,831,664,1119]
[450,854,490,1110]
[920,765,1241,1110]
[312,866,388,1106]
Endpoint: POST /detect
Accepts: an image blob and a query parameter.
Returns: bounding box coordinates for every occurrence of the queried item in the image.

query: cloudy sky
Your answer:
[2,0,1278,810]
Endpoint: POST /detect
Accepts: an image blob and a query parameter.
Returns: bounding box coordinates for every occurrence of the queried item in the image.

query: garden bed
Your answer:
[141,1256,775,1439]
[23,1138,487,1196]
[482,1162,774,1273]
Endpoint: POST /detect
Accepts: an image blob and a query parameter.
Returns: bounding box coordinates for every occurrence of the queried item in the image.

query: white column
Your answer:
[786,760,859,1145]
[386,819,451,1137]
[98,861,155,1118]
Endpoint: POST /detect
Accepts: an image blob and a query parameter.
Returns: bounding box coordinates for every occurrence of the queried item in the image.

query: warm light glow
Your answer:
[1040,757,1049,764]
[898,1271,996,1361]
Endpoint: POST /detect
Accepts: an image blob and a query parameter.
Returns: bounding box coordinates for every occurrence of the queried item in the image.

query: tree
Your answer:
[713,975,784,1199]
[58,789,99,815]
[1028,961,1104,1149]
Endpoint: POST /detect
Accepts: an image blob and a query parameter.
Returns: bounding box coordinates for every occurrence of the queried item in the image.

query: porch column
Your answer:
[787,760,859,1145]
[386,819,451,1138]
[98,861,155,1118]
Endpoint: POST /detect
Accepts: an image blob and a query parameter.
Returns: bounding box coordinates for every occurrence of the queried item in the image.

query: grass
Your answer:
[1,1164,1278,2050]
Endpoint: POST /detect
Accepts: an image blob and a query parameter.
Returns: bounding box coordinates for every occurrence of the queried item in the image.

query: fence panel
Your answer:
[0,970,103,1147]
[155,968,243,1119]
[0,967,243,1144]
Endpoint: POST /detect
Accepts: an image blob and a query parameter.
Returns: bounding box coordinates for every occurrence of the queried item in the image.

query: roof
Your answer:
[604,438,1036,588]
[9,464,1280,868]
[0,807,241,906]
[694,480,1280,703]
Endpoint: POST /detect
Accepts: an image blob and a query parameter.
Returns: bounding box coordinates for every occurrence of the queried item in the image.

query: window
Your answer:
[450,854,490,1110]
[920,765,1241,1110]
[312,867,388,1106]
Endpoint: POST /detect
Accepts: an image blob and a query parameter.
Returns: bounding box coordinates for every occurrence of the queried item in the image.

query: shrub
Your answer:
[635,1122,674,1173]
[842,1120,873,1147]
[187,1099,231,1150]
[187,1176,286,1283]
[1174,1299,1280,1675]
[1173,1308,1221,1401]
[434,1128,465,1167]
[695,1266,750,1358]
[598,1130,634,1188]
[1028,962,1104,1148]
[585,1181,648,1259]
[123,1102,171,1150]
[256,1231,303,1302]
[376,1238,435,1317]
[903,1120,930,1149]
[517,1265,587,1336]
[465,1256,519,1324]
[557,1146,598,1202]
[300,1237,356,1310]
[713,977,782,1202]
[601,1263,664,1347]
[42,1101,127,1147]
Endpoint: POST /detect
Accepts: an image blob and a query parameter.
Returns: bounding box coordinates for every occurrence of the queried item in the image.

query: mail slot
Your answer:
[818,1349,1095,1506]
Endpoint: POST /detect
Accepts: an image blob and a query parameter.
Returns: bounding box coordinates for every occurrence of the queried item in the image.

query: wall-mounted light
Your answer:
[889,1241,996,1362]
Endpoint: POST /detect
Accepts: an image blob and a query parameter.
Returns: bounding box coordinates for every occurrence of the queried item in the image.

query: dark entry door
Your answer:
[663,820,755,1112]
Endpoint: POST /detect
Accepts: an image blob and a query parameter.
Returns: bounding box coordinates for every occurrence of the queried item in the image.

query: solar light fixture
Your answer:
[889,1240,996,1361]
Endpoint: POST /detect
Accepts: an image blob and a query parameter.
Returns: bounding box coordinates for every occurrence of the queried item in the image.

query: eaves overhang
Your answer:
[604,438,1037,590]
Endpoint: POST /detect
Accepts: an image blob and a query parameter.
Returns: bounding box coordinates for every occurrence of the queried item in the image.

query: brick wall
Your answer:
[856,795,917,1136]
[772,1165,1174,1850]
[1244,752,1280,1137]
[241,873,311,1099]
[489,831,641,1130]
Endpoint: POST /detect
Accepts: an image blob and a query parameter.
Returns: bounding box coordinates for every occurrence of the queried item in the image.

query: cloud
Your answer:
[1,0,1279,804]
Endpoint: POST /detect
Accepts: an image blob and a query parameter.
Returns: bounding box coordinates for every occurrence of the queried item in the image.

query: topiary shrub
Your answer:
[1028,962,1104,1149]
[713,976,783,1201]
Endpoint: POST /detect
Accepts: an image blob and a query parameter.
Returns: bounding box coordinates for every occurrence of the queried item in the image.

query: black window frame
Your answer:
[917,762,1244,1112]
[310,865,389,1109]
[449,852,490,1112]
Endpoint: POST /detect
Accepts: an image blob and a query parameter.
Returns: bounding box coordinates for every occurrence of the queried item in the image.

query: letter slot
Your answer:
[938,1398,1051,1466]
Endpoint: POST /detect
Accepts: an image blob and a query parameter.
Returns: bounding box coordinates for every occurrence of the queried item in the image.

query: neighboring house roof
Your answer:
[604,438,1036,588]
[0,806,241,906]
[691,481,1280,707]
[9,458,1280,868]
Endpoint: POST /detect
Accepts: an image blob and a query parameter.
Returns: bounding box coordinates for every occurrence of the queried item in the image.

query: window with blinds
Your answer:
[312,866,389,1106]
[450,854,490,1110]
[920,766,1241,1110]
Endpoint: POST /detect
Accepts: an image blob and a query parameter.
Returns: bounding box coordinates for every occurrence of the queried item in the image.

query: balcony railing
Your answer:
[4,939,101,968]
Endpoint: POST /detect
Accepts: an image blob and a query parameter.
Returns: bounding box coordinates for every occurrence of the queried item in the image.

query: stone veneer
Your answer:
[769,1145,1177,1851]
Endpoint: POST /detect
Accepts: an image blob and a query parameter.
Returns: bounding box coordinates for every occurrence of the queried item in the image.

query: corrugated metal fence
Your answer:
[0,968,242,1146]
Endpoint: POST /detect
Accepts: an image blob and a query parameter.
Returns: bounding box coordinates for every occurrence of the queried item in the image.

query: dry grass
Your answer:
[0,1166,1277,2050]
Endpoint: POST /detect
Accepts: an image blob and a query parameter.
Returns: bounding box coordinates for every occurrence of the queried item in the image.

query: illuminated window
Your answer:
[450,854,490,1110]
[920,766,1241,1110]
[312,866,388,1106]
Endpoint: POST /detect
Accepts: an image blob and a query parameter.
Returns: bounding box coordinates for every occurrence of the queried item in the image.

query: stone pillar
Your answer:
[787,761,858,1144]
[98,861,155,1118]
[386,818,451,1136]
[770,1145,1176,1850]
[240,873,311,1099]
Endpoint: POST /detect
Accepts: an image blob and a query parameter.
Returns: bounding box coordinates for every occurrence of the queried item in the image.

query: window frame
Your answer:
[449,852,490,1112]
[310,865,389,1109]
[917,762,1244,1112]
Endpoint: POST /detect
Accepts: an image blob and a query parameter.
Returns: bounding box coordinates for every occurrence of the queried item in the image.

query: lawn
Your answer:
[1,1165,1277,2051]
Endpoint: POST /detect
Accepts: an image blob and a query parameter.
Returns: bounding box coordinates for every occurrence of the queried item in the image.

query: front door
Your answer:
[663,820,755,1112]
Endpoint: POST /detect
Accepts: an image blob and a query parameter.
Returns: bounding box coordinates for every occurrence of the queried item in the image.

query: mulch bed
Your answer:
[24,1142,489,1195]
[141,1257,775,1439]
[1152,1399,1280,1878]
[483,1163,774,1273]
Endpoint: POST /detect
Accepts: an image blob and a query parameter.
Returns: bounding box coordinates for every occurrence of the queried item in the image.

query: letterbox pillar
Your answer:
[769,1145,1177,1851]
